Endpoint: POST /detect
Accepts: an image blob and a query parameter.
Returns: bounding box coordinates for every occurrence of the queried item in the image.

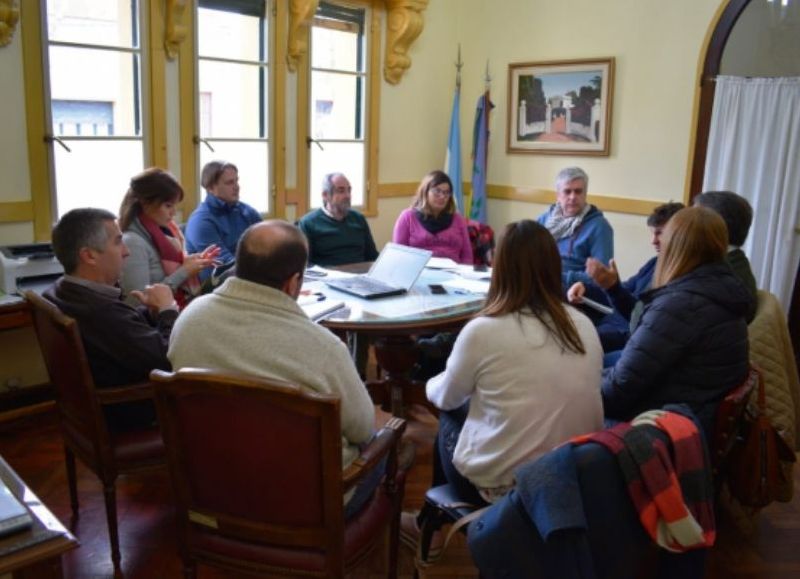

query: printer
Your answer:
[0,243,64,295]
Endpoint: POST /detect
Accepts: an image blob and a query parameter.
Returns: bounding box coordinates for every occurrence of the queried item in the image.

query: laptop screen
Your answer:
[369,243,432,290]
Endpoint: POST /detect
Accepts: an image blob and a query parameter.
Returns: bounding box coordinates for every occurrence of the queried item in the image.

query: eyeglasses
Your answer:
[430,186,452,197]
[561,188,585,195]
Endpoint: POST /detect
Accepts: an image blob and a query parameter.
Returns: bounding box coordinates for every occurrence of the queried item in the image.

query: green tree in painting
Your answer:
[518,75,545,107]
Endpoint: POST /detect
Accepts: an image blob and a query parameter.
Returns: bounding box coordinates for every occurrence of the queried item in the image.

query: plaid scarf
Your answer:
[572,410,715,552]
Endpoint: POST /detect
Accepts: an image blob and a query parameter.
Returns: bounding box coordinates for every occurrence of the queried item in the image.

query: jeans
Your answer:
[436,402,485,505]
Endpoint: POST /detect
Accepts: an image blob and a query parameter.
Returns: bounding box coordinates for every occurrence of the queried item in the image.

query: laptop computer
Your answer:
[324,243,432,299]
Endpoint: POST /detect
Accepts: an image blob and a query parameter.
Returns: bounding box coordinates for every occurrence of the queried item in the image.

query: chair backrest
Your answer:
[25,291,113,463]
[150,369,348,568]
[712,366,758,475]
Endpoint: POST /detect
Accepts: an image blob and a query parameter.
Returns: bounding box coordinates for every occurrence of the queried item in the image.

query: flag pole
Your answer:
[446,45,464,212]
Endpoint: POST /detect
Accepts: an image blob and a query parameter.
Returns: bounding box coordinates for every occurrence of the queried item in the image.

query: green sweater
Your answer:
[298,208,379,266]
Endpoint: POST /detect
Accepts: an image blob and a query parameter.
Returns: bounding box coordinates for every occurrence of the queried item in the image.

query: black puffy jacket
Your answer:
[601,261,750,433]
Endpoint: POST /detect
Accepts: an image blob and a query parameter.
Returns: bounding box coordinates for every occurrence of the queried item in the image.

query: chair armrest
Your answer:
[96,382,155,405]
[342,416,406,493]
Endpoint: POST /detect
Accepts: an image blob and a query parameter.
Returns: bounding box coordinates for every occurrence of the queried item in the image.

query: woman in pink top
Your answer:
[392,170,473,264]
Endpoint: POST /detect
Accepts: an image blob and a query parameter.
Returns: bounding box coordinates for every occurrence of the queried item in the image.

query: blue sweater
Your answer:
[185,194,262,266]
[537,205,614,287]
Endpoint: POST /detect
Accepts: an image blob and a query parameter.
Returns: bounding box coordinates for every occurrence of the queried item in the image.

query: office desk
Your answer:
[310,268,487,416]
[0,456,78,578]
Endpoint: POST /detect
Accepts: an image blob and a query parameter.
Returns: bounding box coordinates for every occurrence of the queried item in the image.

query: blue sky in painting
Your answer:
[538,70,600,97]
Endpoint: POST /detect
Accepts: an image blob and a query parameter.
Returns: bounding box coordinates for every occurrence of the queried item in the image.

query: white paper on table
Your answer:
[440,278,490,295]
[425,257,459,269]
[360,291,483,318]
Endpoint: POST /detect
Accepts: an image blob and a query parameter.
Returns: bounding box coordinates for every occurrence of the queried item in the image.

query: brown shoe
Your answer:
[400,511,443,562]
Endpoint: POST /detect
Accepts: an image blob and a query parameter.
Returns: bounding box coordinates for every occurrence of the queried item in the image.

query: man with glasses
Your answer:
[537,166,614,288]
[298,173,379,267]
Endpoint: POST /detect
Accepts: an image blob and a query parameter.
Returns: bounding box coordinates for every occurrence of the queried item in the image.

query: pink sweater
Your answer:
[392,208,473,264]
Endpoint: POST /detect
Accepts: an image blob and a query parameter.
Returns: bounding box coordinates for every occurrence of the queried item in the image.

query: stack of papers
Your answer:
[300,299,346,322]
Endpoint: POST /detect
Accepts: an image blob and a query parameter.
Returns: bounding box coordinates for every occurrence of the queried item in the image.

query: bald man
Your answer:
[168,220,377,515]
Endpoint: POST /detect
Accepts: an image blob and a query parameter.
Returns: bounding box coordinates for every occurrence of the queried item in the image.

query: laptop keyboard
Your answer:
[332,276,395,293]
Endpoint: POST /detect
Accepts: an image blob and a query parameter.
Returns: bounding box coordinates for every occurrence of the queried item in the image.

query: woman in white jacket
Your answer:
[427,219,604,504]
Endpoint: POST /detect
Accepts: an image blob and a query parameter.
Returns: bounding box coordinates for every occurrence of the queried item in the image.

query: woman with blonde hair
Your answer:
[392,170,473,263]
[425,219,603,504]
[119,168,219,307]
[602,206,750,436]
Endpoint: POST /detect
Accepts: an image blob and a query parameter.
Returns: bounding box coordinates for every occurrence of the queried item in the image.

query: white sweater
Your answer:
[168,277,375,468]
[427,307,604,489]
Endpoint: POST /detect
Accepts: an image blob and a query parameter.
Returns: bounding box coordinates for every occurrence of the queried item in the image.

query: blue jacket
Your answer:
[185,194,262,266]
[537,205,614,287]
[602,261,750,436]
[591,256,657,351]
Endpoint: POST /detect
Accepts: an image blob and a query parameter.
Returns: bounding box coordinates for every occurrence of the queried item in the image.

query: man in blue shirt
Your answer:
[537,167,614,288]
[185,161,262,271]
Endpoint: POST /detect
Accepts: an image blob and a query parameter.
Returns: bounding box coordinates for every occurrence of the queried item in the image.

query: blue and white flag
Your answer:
[470,90,493,224]
[444,84,463,212]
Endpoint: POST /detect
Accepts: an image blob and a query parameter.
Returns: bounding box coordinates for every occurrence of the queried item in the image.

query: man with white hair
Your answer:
[537,167,614,288]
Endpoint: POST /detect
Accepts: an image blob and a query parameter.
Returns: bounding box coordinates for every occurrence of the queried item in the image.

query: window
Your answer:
[44,0,145,218]
[196,0,271,214]
[308,2,368,209]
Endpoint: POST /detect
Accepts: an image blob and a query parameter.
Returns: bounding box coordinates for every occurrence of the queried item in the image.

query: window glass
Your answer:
[48,46,140,137]
[197,0,270,214]
[198,60,267,139]
[45,0,143,218]
[308,2,367,210]
[47,0,137,49]
[54,140,143,216]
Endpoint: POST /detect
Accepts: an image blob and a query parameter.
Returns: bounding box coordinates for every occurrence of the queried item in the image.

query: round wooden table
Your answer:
[316,266,486,416]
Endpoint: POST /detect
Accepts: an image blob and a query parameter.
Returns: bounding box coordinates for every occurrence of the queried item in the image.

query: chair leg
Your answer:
[102,480,122,573]
[64,446,79,520]
[387,492,403,579]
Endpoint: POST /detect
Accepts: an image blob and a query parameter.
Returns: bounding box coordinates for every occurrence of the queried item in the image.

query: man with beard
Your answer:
[298,173,379,266]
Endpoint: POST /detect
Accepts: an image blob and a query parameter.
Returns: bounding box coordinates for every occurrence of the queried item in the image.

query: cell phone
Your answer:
[473,263,488,272]
[428,284,448,295]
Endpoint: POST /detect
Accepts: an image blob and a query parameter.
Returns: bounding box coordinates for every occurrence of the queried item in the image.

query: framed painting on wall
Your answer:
[507,58,614,156]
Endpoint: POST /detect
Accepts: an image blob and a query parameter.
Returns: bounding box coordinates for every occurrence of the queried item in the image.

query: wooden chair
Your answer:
[24,291,164,575]
[150,368,408,578]
[712,365,758,482]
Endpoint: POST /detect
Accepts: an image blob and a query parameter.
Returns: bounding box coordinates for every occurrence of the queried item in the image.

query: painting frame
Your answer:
[507,57,614,156]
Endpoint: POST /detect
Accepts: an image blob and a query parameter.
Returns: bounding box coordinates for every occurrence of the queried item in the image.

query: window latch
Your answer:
[306,137,324,151]
[44,135,72,153]
[193,136,215,152]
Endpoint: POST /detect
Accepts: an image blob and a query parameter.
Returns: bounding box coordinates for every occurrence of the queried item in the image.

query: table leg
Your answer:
[372,335,422,417]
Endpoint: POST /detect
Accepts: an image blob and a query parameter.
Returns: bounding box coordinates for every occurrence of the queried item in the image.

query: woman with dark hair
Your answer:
[602,206,750,436]
[119,168,219,306]
[392,170,473,264]
[426,219,603,504]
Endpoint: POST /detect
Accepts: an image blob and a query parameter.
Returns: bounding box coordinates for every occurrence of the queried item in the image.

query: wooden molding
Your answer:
[486,184,660,216]
[376,182,658,217]
[0,0,19,47]
[164,0,189,61]
[383,0,427,85]
[287,0,319,73]
[0,201,34,223]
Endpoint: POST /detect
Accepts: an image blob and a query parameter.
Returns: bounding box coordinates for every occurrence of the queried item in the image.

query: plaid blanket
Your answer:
[572,410,715,552]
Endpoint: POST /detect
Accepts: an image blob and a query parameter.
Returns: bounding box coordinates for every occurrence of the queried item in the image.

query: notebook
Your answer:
[324,243,432,299]
[0,479,32,537]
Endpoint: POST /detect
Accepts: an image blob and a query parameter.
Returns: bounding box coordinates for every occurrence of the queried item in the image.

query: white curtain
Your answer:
[703,76,800,314]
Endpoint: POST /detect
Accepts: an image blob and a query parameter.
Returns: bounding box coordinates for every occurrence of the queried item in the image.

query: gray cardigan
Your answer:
[120,218,190,305]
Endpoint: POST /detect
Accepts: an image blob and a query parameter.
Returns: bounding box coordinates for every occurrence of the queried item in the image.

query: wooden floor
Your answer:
[0,406,799,578]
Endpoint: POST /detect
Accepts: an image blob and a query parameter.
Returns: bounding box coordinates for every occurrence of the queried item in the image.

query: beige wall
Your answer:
[0,0,730,389]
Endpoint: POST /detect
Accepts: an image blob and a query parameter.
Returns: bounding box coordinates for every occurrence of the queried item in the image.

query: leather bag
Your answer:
[726,370,796,508]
